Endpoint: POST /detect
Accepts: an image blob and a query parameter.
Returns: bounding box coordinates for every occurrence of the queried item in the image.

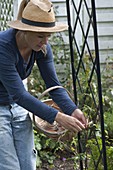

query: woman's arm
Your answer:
[36,43,77,115]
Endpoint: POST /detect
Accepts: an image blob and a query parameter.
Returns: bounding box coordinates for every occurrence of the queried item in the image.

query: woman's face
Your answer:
[24,31,51,51]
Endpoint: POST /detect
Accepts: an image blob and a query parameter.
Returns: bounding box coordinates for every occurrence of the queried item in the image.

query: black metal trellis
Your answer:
[66,0,107,169]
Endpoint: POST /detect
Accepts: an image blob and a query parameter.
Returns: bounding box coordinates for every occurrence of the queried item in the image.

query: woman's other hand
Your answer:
[55,110,87,133]
[71,108,88,128]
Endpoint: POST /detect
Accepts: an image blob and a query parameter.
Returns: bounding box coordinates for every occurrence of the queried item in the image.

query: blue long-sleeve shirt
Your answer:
[0,28,77,123]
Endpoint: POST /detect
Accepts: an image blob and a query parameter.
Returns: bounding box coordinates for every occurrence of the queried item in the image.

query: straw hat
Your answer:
[8,0,68,33]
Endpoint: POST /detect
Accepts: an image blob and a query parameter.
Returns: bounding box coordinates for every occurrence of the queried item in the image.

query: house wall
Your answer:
[53,0,113,63]
[82,0,113,63]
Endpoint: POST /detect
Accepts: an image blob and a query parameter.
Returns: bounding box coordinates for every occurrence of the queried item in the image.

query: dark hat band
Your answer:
[22,18,55,27]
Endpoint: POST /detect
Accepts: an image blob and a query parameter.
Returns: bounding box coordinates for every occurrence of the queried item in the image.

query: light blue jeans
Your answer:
[0,103,37,170]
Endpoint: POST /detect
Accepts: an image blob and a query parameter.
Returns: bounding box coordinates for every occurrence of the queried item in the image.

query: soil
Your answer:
[36,150,76,170]
[37,159,75,170]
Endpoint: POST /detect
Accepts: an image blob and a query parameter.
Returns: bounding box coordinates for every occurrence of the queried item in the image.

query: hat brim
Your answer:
[7,20,68,33]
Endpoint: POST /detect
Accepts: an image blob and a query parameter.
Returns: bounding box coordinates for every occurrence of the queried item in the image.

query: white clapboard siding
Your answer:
[52,0,67,23]
[83,0,113,63]
[52,0,113,63]
[86,0,113,8]
[51,0,69,46]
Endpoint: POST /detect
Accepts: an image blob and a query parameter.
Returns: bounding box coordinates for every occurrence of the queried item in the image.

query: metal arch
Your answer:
[66,0,107,169]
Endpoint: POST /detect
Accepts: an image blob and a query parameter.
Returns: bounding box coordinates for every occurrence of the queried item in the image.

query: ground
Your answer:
[37,158,75,170]
[36,150,77,170]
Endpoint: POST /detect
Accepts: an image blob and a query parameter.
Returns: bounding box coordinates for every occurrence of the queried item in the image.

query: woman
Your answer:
[0,0,87,170]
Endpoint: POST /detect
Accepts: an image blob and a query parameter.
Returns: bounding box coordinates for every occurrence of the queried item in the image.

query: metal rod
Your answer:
[66,0,77,103]
[66,0,83,169]
[91,0,107,169]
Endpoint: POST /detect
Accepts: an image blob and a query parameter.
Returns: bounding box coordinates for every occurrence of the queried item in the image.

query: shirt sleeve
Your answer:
[36,43,78,115]
[0,43,58,124]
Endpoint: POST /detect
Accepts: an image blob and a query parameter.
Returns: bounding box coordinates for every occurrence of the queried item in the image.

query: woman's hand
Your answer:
[55,111,87,133]
[71,108,88,128]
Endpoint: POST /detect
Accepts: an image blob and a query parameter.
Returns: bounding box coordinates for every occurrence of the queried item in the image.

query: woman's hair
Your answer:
[17,0,30,20]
